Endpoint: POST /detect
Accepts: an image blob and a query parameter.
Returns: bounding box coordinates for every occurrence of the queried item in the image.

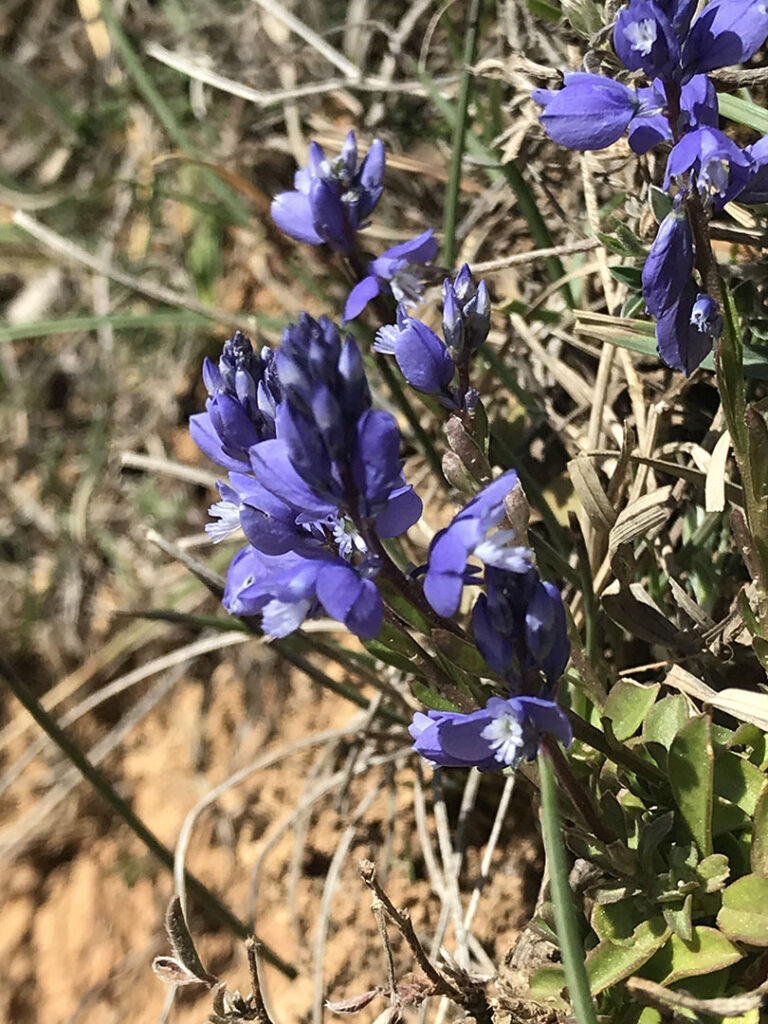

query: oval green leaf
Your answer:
[640,927,743,986]
[669,715,714,856]
[717,875,768,946]
[585,917,670,995]
[604,680,660,741]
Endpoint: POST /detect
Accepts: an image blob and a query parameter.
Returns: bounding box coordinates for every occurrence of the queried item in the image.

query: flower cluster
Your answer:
[192,321,421,640]
[374,264,490,408]
[189,131,573,776]
[271,131,385,252]
[411,471,572,771]
[533,0,768,374]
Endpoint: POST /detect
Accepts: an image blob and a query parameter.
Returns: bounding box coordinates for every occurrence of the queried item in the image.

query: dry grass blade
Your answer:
[703,689,768,730]
[568,455,617,533]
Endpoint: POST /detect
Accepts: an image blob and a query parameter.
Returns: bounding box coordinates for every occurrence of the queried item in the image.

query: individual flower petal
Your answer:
[642,201,694,317]
[683,0,768,77]
[656,280,717,375]
[351,409,408,517]
[373,485,422,538]
[315,562,383,639]
[656,0,698,36]
[614,0,680,78]
[343,276,382,322]
[423,471,519,617]
[535,73,640,151]
[270,191,324,245]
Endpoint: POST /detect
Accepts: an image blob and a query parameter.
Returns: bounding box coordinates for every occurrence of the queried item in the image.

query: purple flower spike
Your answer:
[614,1,680,78]
[190,331,279,471]
[271,130,386,251]
[683,0,768,78]
[423,471,520,618]
[343,229,438,322]
[642,201,694,318]
[656,281,719,375]
[534,73,640,151]
[410,696,573,771]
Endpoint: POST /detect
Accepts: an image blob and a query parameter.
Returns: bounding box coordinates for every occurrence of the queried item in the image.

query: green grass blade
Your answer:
[718,92,768,135]
[538,745,600,1024]
[442,0,482,267]
[0,310,209,343]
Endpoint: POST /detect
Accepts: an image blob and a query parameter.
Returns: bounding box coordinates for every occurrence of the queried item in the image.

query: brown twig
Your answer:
[626,976,768,1018]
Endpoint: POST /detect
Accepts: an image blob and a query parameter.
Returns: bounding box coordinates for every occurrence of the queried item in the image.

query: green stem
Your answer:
[442,0,482,268]
[0,655,296,979]
[538,745,599,1024]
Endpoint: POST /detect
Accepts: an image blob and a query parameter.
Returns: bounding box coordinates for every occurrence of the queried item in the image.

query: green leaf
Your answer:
[751,782,768,876]
[526,966,569,1010]
[662,894,693,942]
[718,92,768,135]
[717,831,753,878]
[696,854,731,893]
[604,680,660,741]
[411,681,459,712]
[714,748,766,815]
[376,580,432,633]
[717,875,768,946]
[649,186,672,224]
[669,715,714,856]
[364,622,426,677]
[591,900,644,945]
[585,917,670,995]
[526,0,562,22]
[431,628,490,677]
[643,695,690,765]
[641,927,743,986]
[609,265,644,290]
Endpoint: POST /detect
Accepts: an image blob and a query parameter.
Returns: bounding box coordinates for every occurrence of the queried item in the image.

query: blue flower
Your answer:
[533,73,642,151]
[422,471,522,618]
[628,75,717,154]
[656,280,720,375]
[271,130,385,251]
[664,127,754,209]
[374,306,458,405]
[690,293,723,339]
[642,200,694,318]
[473,567,570,688]
[409,696,573,771]
[614,1,681,78]
[190,331,279,471]
[683,0,768,78]
[222,545,383,639]
[343,229,438,321]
